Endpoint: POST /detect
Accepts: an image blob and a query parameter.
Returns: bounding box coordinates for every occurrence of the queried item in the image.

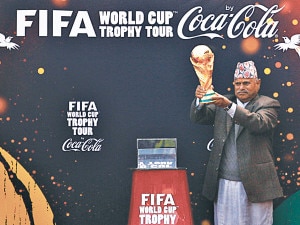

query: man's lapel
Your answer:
[235,95,259,138]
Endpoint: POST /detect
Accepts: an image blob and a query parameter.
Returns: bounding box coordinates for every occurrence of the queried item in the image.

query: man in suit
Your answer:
[190,60,283,225]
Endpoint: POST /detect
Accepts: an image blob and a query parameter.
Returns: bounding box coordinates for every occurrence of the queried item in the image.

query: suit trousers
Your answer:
[214,179,273,225]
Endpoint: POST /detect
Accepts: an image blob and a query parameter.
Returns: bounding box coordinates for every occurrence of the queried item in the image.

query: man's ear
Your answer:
[256,79,262,90]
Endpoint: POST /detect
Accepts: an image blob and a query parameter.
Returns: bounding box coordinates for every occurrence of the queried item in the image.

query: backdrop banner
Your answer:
[0,0,299,224]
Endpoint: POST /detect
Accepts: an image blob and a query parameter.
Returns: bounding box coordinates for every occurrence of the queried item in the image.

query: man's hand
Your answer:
[195,85,208,100]
[211,93,232,108]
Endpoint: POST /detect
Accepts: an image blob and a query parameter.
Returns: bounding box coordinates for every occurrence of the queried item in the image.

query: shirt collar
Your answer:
[237,98,249,108]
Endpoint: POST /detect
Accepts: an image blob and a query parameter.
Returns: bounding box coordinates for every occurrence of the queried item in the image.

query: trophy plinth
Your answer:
[190,45,216,103]
[200,89,215,103]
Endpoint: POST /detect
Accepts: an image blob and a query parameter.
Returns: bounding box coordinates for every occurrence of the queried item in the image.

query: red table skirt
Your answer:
[128,169,194,225]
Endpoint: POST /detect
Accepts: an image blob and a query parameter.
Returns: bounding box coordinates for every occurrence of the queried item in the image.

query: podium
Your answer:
[128,169,194,225]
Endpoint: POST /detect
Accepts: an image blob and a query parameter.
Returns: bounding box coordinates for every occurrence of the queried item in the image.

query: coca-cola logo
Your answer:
[177,4,283,40]
[62,138,104,152]
[207,138,214,151]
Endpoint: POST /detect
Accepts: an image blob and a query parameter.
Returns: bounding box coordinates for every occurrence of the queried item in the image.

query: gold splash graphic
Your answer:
[0,147,55,225]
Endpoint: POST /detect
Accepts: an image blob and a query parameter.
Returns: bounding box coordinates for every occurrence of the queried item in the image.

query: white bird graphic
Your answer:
[274,34,300,57]
[0,33,20,50]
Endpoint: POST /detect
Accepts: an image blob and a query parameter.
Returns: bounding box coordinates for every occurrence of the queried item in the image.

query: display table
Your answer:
[128,169,194,225]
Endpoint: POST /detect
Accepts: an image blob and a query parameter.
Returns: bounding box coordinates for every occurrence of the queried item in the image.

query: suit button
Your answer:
[216,168,219,171]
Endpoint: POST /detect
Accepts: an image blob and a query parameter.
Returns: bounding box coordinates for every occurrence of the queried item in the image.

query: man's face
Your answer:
[233,78,261,102]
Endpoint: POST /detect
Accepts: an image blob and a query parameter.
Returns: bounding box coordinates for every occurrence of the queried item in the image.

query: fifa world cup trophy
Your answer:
[190,45,216,103]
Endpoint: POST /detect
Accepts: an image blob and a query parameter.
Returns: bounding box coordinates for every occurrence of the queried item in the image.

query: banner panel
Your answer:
[0,0,298,224]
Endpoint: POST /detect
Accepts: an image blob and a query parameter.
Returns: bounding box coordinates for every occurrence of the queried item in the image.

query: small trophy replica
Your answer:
[190,45,216,103]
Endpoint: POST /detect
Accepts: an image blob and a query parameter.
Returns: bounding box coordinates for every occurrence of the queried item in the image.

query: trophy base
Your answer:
[200,90,215,103]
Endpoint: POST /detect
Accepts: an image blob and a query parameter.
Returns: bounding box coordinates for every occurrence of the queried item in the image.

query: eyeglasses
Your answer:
[233,81,251,87]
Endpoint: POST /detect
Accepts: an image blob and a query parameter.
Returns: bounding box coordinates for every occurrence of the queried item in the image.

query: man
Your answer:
[190,60,283,225]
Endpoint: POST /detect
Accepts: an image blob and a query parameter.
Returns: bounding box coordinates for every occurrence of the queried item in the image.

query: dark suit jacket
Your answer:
[190,94,283,202]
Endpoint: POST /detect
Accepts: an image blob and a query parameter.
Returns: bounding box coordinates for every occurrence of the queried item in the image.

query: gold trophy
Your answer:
[190,45,215,103]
